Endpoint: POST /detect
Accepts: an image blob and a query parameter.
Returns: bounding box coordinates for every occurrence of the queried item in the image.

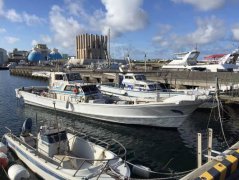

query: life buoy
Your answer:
[72,87,79,94]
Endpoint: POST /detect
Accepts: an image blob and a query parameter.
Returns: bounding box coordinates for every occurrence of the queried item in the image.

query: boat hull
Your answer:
[16,88,203,128]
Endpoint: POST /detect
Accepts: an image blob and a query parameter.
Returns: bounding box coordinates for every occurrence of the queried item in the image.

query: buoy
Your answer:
[132,164,151,178]
[8,164,30,180]
[0,142,8,154]
[0,152,9,168]
[72,87,79,94]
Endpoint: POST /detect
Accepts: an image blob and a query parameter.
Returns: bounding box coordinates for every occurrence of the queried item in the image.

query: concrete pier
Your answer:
[9,67,239,87]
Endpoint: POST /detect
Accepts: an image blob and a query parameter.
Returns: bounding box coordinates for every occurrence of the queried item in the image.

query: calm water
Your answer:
[1,70,239,179]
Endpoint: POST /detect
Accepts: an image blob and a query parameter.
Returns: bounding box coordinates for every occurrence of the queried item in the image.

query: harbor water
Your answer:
[1,70,239,179]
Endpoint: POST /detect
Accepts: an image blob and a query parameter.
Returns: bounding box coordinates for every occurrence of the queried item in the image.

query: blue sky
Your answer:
[0,0,239,60]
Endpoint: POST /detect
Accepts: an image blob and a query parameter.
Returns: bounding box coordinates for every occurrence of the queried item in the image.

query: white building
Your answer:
[0,48,8,66]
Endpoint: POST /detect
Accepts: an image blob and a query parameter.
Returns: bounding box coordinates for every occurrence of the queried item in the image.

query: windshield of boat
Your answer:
[148,83,162,91]
[188,52,199,60]
[187,52,199,65]
[135,75,146,81]
[66,73,82,81]
[81,85,99,94]
[42,131,67,144]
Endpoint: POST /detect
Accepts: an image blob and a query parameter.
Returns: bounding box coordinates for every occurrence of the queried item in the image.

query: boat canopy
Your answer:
[204,54,226,60]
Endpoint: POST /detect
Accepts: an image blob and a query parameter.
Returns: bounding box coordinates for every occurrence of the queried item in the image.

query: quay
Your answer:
[182,129,239,179]
[9,66,239,88]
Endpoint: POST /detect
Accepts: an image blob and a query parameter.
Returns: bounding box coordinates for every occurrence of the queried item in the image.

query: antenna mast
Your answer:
[108,28,111,67]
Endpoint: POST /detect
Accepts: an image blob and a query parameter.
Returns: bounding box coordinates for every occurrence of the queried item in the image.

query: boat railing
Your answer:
[5,128,38,154]
[66,127,127,163]
[66,127,110,148]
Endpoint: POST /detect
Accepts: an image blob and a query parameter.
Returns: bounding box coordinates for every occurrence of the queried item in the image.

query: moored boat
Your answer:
[3,118,130,179]
[99,72,209,102]
[15,72,208,128]
[162,48,239,72]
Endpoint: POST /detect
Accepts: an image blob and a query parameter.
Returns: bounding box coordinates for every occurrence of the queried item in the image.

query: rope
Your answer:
[1,165,10,179]
[126,161,195,176]
[215,90,230,148]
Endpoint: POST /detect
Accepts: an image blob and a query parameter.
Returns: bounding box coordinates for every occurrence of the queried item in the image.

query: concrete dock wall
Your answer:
[9,67,239,88]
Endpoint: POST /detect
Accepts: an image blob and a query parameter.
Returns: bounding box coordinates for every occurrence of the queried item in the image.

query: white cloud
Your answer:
[22,12,45,26]
[153,16,225,48]
[152,16,226,57]
[172,0,225,11]
[4,36,19,44]
[4,10,45,25]
[31,40,38,46]
[0,27,6,33]
[41,35,52,44]
[0,0,44,25]
[64,0,87,18]
[5,9,22,22]
[49,5,85,49]
[44,0,148,54]
[185,16,225,44]
[152,24,172,47]
[91,0,148,37]
[232,25,239,41]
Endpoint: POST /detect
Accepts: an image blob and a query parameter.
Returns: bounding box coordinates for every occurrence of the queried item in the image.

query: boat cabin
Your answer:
[170,50,199,66]
[120,73,162,91]
[38,126,68,157]
[49,72,84,90]
[47,72,101,102]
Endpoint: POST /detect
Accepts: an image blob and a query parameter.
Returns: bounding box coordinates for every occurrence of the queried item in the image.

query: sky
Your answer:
[0,0,239,60]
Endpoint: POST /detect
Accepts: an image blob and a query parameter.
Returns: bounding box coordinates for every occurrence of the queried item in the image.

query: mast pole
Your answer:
[108,28,111,67]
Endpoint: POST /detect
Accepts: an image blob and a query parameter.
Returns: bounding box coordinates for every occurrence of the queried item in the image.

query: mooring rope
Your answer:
[126,161,195,177]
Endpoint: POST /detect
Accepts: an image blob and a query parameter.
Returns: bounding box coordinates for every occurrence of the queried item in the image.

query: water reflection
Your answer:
[2,70,239,178]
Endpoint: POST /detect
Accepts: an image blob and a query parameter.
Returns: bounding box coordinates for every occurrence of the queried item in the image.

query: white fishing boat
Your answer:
[3,118,130,179]
[162,49,239,72]
[99,73,209,102]
[15,72,207,128]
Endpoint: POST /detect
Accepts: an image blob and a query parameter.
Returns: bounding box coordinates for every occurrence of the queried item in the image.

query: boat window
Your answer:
[135,75,146,81]
[125,76,133,79]
[188,52,199,60]
[81,85,99,94]
[135,84,145,88]
[42,131,67,144]
[148,84,162,91]
[64,85,75,91]
[60,132,67,141]
[42,135,54,143]
[148,84,156,90]
[53,134,59,142]
[135,84,146,91]
[55,74,63,80]
[66,73,82,81]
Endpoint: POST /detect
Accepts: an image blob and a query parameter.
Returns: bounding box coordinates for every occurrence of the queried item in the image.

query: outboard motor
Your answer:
[20,118,35,147]
[21,118,32,136]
